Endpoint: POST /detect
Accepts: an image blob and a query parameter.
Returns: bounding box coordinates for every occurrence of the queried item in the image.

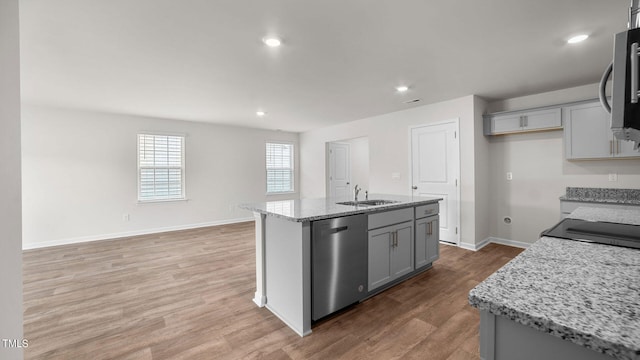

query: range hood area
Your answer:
[600,0,640,150]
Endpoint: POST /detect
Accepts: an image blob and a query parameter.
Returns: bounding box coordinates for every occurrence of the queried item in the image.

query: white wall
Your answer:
[487,84,640,245]
[0,0,24,358]
[348,137,370,193]
[300,95,488,248]
[21,105,299,249]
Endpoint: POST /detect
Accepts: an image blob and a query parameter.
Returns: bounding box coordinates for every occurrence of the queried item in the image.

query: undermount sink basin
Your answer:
[336,199,399,206]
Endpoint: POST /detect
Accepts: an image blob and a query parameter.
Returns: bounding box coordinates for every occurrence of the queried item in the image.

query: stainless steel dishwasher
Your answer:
[312,214,367,321]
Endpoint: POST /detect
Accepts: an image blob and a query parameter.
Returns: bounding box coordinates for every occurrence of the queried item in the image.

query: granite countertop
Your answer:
[239,194,442,222]
[568,207,640,225]
[560,187,640,205]
[469,207,640,360]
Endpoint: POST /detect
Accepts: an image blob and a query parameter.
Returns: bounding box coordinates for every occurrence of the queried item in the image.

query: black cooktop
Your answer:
[541,218,640,250]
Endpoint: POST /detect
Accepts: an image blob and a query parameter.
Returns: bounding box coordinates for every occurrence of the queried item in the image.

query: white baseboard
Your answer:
[486,237,531,249]
[459,237,531,251]
[22,217,255,250]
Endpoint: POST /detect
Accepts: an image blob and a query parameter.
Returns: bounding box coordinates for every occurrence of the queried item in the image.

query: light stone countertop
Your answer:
[568,207,640,225]
[469,207,640,360]
[239,194,442,222]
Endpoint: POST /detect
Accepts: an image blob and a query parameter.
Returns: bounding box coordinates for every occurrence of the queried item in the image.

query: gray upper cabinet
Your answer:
[484,108,562,135]
[564,101,640,160]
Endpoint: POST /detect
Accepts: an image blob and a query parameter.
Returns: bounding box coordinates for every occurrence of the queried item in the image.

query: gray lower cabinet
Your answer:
[367,220,414,291]
[480,310,615,360]
[415,215,439,268]
[563,101,640,160]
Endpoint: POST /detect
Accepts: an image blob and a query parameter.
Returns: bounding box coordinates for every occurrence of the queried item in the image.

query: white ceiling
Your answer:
[19,0,629,132]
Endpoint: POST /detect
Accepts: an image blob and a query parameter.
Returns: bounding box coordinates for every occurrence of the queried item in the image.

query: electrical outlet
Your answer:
[608,173,618,182]
[506,172,513,181]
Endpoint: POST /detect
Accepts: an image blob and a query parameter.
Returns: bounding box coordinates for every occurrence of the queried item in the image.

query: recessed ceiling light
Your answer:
[567,34,589,44]
[396,86,409,93]
[256,111,266,117]
[263,37,281,47]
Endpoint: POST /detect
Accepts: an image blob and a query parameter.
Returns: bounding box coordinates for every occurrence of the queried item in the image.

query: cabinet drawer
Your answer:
[368,207,413,230]
[415,203,439,219]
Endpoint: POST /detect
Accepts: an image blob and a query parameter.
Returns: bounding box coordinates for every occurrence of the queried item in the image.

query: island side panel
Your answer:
[253,212,267,307]
[479,310,616,360]
[264,216,312,336]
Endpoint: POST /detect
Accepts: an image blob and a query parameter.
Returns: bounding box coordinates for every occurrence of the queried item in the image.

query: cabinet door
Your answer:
[491,113,523,134]
[416,216,439,268]
[523,108,561,131]
[368,227,392,291]
[391,222,414,278]
[415,218,428,268]
[563,102,612,159]
[426,216,440,264]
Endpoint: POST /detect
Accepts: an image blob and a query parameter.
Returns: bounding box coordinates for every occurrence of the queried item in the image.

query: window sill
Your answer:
[266,191,297,196]
[137,198,189,204]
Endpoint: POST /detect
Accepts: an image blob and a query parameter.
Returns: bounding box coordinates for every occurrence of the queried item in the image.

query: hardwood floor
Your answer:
[23,222,523,360]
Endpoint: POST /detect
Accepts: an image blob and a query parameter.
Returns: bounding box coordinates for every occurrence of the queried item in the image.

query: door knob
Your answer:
[412,186,418,190]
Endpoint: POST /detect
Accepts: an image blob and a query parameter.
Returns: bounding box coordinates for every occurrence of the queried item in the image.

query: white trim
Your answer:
[22,217,254,250]
[458,237,531,252]
[486,237,531,249]
[265,304,312,337]
[408,118,461,246]
[253,212,267,308]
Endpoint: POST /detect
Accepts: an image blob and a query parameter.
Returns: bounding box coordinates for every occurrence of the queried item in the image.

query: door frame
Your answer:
[408,118,461,246]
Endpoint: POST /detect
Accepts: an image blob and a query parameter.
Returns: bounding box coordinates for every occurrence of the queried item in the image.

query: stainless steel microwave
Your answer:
[611,27,640,147]
[600,1,640,150]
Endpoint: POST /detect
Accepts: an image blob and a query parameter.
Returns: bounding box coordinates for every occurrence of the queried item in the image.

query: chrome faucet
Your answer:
[354,184,361,201]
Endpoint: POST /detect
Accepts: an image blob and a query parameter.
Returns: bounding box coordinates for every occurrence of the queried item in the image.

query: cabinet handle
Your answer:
[523,115,528,127]
[519,116,523,128]
[617,140,620,155]
[610,140,614,155]
[631,42,639,104]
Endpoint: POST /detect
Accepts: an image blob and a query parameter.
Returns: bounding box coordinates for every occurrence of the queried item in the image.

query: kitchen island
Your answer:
[240,194,442,336]
[469,207,640,360]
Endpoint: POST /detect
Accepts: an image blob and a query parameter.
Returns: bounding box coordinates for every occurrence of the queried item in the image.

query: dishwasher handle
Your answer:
[321,226,348,235]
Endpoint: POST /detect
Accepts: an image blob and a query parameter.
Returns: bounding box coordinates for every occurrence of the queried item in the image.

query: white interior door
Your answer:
[411,121,460,245]
[328,142,350,198]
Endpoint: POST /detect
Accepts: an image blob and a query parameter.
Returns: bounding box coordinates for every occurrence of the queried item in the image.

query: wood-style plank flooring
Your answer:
[23,222,523,360]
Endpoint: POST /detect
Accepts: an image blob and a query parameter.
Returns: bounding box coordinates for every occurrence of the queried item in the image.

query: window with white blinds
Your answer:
[266,142,294,193]
[138,134,185,202]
